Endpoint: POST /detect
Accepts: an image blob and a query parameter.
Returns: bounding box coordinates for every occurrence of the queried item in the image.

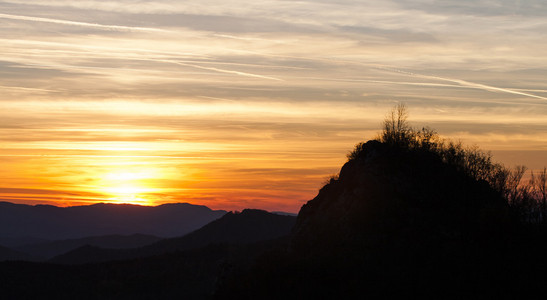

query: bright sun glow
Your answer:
[100,169,158,205]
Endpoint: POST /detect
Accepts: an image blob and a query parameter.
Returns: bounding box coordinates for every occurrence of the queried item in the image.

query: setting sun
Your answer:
[100,170,158,205]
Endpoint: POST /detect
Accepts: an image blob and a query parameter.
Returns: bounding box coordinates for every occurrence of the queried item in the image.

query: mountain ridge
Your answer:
[50,209,296,264]
[0,201,227,241]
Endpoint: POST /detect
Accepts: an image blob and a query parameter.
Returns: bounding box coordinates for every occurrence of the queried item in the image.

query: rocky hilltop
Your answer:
[217,107,547,298]
[292,140,508,256]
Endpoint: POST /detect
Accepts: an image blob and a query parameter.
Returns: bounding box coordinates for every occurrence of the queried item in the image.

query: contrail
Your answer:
[373,66,547,101]
[294,76,465,88]
[304,57,547,101]
[170,61,284,81]
[0,13,169,33]
[421,73,547,101]
[222,52,547,101]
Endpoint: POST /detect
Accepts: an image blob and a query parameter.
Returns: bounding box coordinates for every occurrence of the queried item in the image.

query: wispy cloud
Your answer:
[170,61,284,81]
[0,85,57,93]
[0,13,169,32]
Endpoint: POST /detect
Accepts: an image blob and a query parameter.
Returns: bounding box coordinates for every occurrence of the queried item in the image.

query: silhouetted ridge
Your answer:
[292,140,508,255]
[51,209,296,264]
[155,209,296,248]
[0,201,227,240]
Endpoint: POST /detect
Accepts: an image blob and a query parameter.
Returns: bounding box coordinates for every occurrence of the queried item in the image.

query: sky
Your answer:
[1,0,546,213]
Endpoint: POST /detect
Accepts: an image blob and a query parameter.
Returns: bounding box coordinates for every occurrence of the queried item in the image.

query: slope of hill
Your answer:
[16,234,162,259]
[51,209,296,264]
[216,139,547,298]
[292,140,508,254]
[0,202,227,240]
[148,209,296,253]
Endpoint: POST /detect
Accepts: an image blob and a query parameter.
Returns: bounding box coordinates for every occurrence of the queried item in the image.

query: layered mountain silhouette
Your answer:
[1,209,295,299]
[50,209,296,264]
[0,202,227,241]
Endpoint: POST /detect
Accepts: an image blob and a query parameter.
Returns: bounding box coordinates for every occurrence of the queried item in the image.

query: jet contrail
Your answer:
[296,57,547,101]
[0,13,169,33]
[224,51,547,101]
[170,61,284,81]
[405,70,546,101]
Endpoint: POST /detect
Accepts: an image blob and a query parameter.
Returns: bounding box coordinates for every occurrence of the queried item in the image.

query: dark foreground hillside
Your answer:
[215,139,547,298]
[0,210,295,299]
[1,240,292,300]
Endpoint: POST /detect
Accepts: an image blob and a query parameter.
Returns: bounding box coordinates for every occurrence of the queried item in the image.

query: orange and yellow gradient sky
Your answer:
[1,1,546,212]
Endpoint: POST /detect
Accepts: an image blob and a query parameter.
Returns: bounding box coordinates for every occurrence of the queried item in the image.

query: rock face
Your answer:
[292,140,507,258]
[216,140,527,298]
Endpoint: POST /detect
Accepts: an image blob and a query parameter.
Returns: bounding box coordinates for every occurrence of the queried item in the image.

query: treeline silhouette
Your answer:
[350,104,547,224]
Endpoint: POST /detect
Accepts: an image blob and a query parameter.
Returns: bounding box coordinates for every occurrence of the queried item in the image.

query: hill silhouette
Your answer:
[216,105,547,298]
[0,202,227,241]
[50,209,296,264]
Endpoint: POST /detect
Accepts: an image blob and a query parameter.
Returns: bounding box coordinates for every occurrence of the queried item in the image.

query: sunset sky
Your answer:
[1,0,546,212]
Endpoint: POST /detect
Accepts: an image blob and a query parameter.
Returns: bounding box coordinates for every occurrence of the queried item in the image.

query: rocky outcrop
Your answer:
[291,140,508,258]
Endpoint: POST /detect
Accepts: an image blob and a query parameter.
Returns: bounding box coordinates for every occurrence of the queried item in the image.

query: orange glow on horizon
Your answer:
[1,1,546,213]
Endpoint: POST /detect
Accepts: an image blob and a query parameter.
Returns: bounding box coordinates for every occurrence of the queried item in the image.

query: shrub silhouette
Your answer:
[348,103,546,224]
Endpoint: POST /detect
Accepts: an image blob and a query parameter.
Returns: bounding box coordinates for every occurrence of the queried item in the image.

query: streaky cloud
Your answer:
[0,85,57,93]
[170,60,284,81]
[0,13,170,33]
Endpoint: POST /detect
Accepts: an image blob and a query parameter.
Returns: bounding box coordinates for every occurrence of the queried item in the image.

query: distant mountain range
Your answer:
[0,201,227,241]
[0,208,296,299]
[50,209,296,264]
[0,202,296,264]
